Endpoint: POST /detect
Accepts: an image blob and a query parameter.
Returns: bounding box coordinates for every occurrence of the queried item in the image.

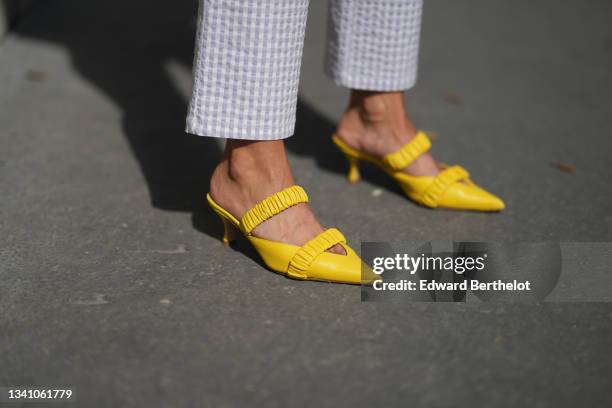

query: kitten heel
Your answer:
[346,155,360,184]
[221,217,238,246]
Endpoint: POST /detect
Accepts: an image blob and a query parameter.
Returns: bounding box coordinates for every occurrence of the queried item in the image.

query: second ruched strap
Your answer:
[287,228,346,279]
[421,166,470,208]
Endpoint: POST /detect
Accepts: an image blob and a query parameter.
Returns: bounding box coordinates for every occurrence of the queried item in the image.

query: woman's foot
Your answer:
[210,140,345,254]
[335,90,439,177]
[334,90,505,211]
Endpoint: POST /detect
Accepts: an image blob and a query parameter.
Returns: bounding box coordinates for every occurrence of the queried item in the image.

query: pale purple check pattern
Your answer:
[326,0,423,91]
[187,0,309,140]
[187,0,423,140]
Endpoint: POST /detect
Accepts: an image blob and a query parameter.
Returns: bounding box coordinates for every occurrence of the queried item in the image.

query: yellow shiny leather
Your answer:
[332,131,505,211]
[207,185,379,284]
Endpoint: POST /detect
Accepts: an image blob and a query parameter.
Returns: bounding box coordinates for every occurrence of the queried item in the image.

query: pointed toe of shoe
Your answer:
[306,244,381,285]
[481,192,505,211]
[438,183,505,212]
[360,262,383,286]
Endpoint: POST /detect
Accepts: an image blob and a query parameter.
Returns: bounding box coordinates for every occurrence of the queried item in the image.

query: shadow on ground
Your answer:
[8,0,377,244]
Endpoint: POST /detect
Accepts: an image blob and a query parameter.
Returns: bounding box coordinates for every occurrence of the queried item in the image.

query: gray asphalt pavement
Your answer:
[1,0,611,407]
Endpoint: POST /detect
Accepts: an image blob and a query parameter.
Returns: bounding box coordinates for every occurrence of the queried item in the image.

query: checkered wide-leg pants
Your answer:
[186,0,423,140]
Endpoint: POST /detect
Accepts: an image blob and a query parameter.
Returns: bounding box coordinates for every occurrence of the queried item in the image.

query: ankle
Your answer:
[224,140,292,186]
[349,90,405,124]
[210,139,295,209]
[337,91,417,152]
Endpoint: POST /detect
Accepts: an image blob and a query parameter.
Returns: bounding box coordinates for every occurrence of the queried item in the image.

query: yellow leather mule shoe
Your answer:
[207,185,379,284]
[332,131,505,211]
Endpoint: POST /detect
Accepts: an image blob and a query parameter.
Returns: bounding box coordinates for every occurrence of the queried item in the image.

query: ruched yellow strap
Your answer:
[287,228,346,279]
[382,131,431,171]
[239,185,309,235]
[421,166,470,208]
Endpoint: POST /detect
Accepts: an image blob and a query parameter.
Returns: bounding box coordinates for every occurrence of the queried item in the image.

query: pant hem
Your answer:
[185,121,293,141]
[325,67,418,92]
